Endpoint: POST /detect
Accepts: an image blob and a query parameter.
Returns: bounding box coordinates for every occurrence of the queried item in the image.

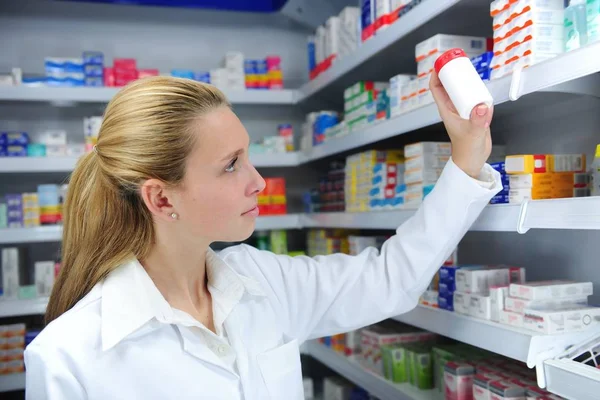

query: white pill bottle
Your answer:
[434,48,493,120]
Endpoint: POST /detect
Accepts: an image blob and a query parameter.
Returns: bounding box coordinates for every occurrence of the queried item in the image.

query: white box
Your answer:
[469,294,492,320]
[456,267,526,295]
[35,261,55,297]
[303,377,314,399]
[326,16,341,57]
[500,310,524,328]
[505,295,589,314]
[324,376,352,400]
[490,286,508,322]
[46,145,68,157]
[37,130,67,146]
[405,154,450,172]
[223,52,244,72]
[315,26,326,64]
[404,142,451,159]
[510,281,593,301]
[523,306,600,334]
[375,0,392,25]
[1,248,20,300]
[404,168,444,185]
[415,34,487,62]
[453,292,471,315]
[420,290,439,307]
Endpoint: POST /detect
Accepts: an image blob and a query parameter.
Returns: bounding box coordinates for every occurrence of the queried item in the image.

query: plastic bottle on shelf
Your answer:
[434,48,493,120]
[565,0,588,51]
[588,0,600,43]
[591,144,600,196]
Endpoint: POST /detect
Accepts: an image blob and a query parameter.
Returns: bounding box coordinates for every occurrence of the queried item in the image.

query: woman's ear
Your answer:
[140,179,178,222]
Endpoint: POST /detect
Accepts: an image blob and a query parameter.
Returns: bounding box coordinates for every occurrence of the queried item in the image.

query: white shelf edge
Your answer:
[0,373,25,393]
[249,152,303,167]
[0,226,63,244]
[394,305,597,370]
[0,298,48,318]
[0,86,298,105]
[305,341,435,400]
[296,0,462,102]
[544,359,600,400]
[254,214,303,230]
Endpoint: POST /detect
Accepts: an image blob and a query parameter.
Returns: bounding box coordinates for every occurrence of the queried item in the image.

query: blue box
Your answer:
[1,132,29,146]
[0,146,7,157]
[82,51,104,65]
[194,72,211,83]
[255,60,268,74]
[478,69,491,81]
[438,294,454,311]
[307,38,316,71]
[439,266,461,283]
[7,145,27,157]
[490,193,510,204]
[171,69,195,80]
[85,76,104,87]
[471,52,494,70]
[84,64,104,77]
[490,161,505,173]
[46,76,85,87]
[439,281,456,296]
[45,57,84,74]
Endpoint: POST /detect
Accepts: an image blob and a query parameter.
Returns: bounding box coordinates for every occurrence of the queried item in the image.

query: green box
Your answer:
[18,285,37,300]
[409,347,433,390]
[433,345,464,392]
[270,230,288,254]
[382,344,409,383]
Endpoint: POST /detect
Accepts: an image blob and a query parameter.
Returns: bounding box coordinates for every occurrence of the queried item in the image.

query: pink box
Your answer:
[114,58,137,70]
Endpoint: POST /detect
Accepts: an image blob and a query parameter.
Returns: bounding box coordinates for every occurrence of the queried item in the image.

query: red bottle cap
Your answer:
[434,48,467,74]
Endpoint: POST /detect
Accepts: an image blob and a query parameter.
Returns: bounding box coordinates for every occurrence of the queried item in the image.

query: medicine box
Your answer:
[406,344,434,390]
[499,310,524,328]
[453,292,471,315]
[444,362,476,400]
[381,345,409,382]
[505,154,550,174]
[1,248,21,300]
[489,381,526,400]
[420,290,439,308]
[438,294,453,311]
[404,142,451,159]
[456,267,525,295]
[504,295,588,314]
[469,294,492,320]
[510,281,593,301]
[415,34,488,62]
[404,168,444,185]
[523,306,600,334]
[405,154,450,172]
[490,286,508,322]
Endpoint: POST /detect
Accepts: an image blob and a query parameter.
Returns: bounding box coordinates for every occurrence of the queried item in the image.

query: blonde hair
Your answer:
[46,77,230,324]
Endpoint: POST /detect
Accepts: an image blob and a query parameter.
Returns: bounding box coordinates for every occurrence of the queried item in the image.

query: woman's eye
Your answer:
[225,157,238,173]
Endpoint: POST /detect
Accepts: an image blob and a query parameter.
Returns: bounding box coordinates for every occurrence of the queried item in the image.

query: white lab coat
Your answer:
[24,159,500,400]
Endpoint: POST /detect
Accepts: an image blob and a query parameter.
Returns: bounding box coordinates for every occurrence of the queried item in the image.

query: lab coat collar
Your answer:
[101,248,265,352]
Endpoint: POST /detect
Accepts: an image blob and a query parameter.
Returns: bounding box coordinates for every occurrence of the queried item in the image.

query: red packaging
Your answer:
[103,67,115,87]
[114,69,139,80]
[138,69,160,79]
[115,77,137,87]
[113,58,137,70]
[266,55,281,71]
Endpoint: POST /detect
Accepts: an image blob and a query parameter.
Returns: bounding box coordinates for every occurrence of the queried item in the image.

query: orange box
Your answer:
[5,360,24,374]
[505,154,550,174]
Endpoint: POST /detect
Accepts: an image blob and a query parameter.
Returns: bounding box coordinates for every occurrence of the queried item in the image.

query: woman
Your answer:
[25,74,499,400]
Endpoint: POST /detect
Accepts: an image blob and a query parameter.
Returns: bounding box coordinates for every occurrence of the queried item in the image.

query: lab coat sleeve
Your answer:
[24,342,86,399]
[242,159,502,343]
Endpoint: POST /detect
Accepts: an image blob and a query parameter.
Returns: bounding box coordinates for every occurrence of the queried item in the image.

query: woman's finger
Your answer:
[469,103,494,130]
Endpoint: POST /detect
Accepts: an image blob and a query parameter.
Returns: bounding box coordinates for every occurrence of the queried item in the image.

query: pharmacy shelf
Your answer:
[0,86,297,105]
[0,298,48,318]
[296,0,492,105]
[0,215,303,244]
[0,154,304,173]
[303,41,600,163]
[0,157,79,173]
[305,341,435,400]
[0,373,25,393]
[0,226,63,244]
[255,214,302,230]
[249,152,303,168]
[544,359,600,400]
[394,305,598,371]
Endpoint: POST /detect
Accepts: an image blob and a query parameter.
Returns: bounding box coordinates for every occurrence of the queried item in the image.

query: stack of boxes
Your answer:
[38,184,62,225]
[0,132,29,157]
[367,153,406,211]
[221,52,245,91]
[361,1,415,43]
[471,51,494,81]
[82,51,104,87]
[404,142,451,209]
[314,162,345,213]
[499,281,596,334]
[5,195,23,229]
[306,229,352,257]
[304,111,339,147]
[44,57,85,87]
[258,178,287,216]
[450,265,526,321]
[308,7,360,80]
[505,154,590,204]
[1,247,59,301]
[360,322,437,377]
[22,193,40,228]
[343,81,388,131]
[490,0,565,80]
[389,74,415,118]
[345,149,404,212]
[84,116,103,153]
[0,323,26,377]
[111,58,139,87]
[490,161,510,204]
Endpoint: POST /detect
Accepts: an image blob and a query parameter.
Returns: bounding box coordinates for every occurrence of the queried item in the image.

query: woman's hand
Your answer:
[429,71,493,178]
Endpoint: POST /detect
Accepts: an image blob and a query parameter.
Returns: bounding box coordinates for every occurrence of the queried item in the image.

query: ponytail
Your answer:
[45,77,230,324]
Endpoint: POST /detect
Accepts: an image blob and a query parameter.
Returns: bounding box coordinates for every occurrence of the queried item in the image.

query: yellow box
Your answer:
[508,173,553,189]
[505,155,550,174]
[548,154,586,173]
[551,172,577,190]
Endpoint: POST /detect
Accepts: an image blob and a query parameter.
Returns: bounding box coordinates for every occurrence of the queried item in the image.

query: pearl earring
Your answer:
[170,213,178,220]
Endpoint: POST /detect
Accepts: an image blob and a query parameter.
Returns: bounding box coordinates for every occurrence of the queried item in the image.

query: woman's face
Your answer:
[173,107,266,243]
